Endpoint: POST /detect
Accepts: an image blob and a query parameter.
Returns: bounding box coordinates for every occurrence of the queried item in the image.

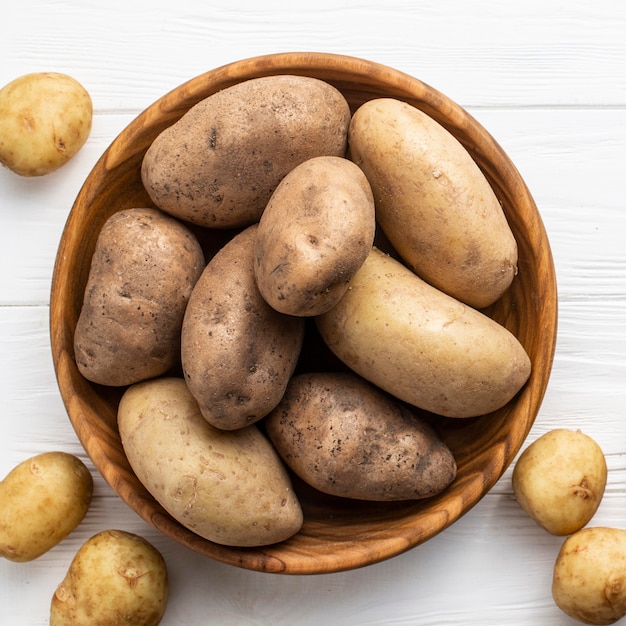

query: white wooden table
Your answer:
[2,1,625,624]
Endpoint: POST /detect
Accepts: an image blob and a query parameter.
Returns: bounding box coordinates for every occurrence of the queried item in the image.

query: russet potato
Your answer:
[254,155,375,316]
[265,371,457,501]
[315,247,531,418]
[141,75,351,228]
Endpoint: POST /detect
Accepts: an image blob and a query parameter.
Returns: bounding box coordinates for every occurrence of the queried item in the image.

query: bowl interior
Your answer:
[49,52,557,575]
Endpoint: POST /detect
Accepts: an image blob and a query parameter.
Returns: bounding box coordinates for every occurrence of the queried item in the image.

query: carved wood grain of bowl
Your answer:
[49,52,557,575]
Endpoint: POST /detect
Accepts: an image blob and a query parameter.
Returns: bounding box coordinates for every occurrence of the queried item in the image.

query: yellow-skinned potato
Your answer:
[512,429,607,536]
[74,208,205,387]
[348,98,518,309]
[265,372,457,501]
[50,529,168,626]
[552,527,626,625]
[181,224,305,430]
[0,72,92,176]
[315,247,531,418]
[254,156,376,316]
[0,452,93,562]
[142,75,351,228]
[118,377,303,547]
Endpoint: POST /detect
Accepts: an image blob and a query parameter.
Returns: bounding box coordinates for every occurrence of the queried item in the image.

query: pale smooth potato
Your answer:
[50,529,168,626]
[0,72,92,176]
[254,156,376,316]
[74,208,205,387]
[552,527,626,625]
[181,224,305,430]
[513,429,607,536]
[142,75,351,228]
[118,377,303,547]
[0,452,93,562]
[315,247,531,418]
[265,372,457,501]
[348,97,518,308]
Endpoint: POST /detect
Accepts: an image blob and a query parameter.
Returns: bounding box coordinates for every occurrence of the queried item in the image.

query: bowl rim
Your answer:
[49,51,558,575]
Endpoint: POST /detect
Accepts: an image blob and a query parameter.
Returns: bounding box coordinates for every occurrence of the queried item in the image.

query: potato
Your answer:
[316,247,531,418]
[50,529,168,626]
[0,72,92,176]
[181,224,305,430]
[348,97,518,309]
[74,208,205,387]
[254,156,376,316]
[512,429,607,536]
[0,452,93,562]
[118,377,303,547]
[265,372,456,501]
[552,527,626,625]
[141,75,351,228]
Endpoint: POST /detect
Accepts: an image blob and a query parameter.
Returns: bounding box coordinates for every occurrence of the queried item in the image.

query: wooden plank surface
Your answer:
[1,1,625,624]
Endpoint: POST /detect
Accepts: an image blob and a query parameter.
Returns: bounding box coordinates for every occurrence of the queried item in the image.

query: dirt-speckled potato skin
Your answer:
[50,530,168,626]
[0,452,93,562]
[118,377,303,547]
[315,247,531,418]
[552,527,626,625]
[74,208,205,387]
[141,75,352,229]
[254,156,376,316]
[181,224,305,430]
[265,372,457,501]
[348,98,518,309]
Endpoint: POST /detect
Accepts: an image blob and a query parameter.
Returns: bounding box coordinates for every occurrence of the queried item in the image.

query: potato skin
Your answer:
[266,372,456,501]
[348,98,518,308]
[315,247,531,418]
[0,72,92,176]
[118,377,303,547]
[0,452,93,562]
[50,529,168,626]
[254,156,376,316]
[141,75,351,228]
[181,224,305,430]
[552,527,626,625]
[74,208,205,387]
[513,429,607,536]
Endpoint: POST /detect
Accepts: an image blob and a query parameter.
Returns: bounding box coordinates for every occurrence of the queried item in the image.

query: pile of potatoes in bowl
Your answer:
[72,74,531,549]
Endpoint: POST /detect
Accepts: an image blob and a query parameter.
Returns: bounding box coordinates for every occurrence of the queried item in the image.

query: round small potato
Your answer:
[181,224,305,430]
[118,377,303,547]
[0,72,92,176]
[512,429,607,536]
[141,74,351,228]
[0,451,93,562]
[50,529,168,626]
[74,207,205,387]
[265,372,457,501]
[254,156,376,316]
[552,527,626,625]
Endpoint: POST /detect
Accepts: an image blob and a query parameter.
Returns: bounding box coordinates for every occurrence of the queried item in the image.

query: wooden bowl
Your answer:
[50,52,557,575]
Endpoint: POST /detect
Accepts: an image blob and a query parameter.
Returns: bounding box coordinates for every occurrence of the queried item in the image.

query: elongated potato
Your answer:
[254,156,376,316]
[74,208,205,387]
[265,372,456,501]
[0,452,93,562]
[142,75,351,228]
[316,247,531,418]
[181,224,305,430]
[348,98,518,308]
[118,377,303,547]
